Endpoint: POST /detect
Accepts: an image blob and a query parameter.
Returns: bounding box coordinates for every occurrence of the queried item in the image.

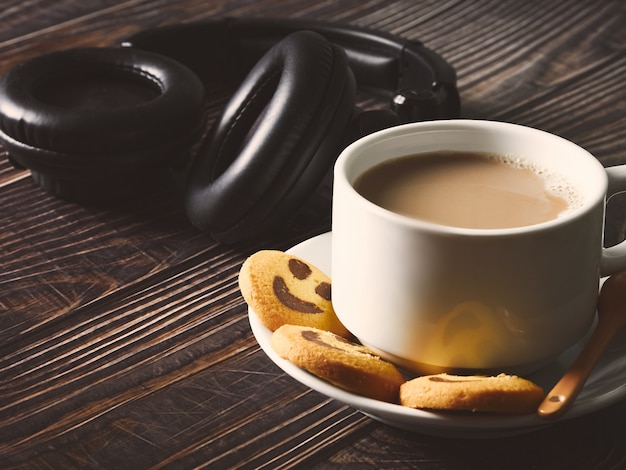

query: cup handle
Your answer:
[601,165,626,276]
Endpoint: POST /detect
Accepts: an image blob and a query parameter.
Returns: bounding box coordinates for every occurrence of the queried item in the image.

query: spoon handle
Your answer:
[537,317,618,419]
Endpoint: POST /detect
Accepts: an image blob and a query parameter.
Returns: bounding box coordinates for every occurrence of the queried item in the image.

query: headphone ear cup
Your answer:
[0,47,205,201]
[185,30,356,242]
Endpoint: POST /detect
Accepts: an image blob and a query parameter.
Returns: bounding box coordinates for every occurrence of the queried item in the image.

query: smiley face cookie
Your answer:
[400,373,544,414]
[271,324,406,402]
[239,250,350,337]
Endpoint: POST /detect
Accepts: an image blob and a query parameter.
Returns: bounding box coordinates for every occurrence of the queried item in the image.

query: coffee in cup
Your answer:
[354,150,580,230]
[331,120,626,374]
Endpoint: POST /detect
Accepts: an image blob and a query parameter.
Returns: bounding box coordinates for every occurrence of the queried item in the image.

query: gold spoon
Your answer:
[538,271,626,419]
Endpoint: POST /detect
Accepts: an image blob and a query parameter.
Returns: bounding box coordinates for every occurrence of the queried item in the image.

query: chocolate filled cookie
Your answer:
[400,373,544,414]
[271,324,406,402]
[239,250,349,337]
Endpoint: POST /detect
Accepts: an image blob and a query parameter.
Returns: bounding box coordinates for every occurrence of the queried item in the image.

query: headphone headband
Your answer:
[123,17,460,118]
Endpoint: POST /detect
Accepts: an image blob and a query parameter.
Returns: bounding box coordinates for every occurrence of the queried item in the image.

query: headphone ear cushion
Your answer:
[184,30,356,242]
[0,47,205,201]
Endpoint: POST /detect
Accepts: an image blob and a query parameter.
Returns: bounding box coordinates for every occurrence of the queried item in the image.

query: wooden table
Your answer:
[2,1,625,468]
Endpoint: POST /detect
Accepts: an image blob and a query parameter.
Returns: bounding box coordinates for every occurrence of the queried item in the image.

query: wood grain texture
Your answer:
[1,0,625,468]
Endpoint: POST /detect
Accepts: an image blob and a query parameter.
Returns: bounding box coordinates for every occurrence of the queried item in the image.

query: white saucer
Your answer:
[248,232,626,438]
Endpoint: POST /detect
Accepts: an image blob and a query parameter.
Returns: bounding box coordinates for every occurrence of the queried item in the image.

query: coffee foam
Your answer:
[488,153,584,218]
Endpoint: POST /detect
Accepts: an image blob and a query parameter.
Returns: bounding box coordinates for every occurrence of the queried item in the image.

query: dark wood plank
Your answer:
[1,0,625,468]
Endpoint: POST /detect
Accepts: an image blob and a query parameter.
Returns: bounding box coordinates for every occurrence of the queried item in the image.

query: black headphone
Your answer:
[0,17,460,243]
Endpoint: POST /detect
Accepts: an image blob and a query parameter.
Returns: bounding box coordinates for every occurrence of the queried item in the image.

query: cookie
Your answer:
[400,373,544,414]
[271,324,406,402]
[239,250,349,337]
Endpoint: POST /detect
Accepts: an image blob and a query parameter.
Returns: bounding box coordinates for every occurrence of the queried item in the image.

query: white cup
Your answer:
[331,120,626,374]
